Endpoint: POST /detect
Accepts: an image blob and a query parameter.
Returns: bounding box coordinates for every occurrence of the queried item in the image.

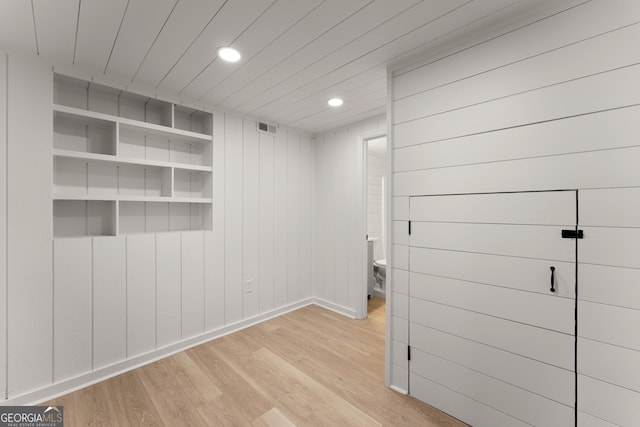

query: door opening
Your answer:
[362,134,388,318]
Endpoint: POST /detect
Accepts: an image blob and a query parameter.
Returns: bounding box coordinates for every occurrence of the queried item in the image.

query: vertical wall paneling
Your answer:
[318,131,336,303]
[156,233,181,348]
[367,148,386,258]
[273,126,288,307]
[388,63,400,390]
[126,234,156,358]
[205,112,225,330]
[313,116,386,314]
[310,137,322,298]
[224,115,243,323]
[7,55,52,397]
[0,52,7,399]
[181,232,205,338]
[299,134,313,300]
[259,132,275,313]
[347,128,365,313]
[53,238,92,382]
[286,131,300,303]
[390,193,410,390]
[390,1,640,422]
[243,120,260,317]
[93,236,126,370]
[333,128,349,308]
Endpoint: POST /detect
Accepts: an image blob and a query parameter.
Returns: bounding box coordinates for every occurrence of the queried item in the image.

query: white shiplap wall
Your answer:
[367,150,385,261]
[1,51,313,403]
[390,0,640,423]
[5,54,53,399]
[313,116,385,318]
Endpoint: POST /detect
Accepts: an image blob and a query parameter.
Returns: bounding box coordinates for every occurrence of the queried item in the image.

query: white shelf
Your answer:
[53,104,212,143]
[53,149,212,172]
[118,196,212,204]
[54,107,116,126]
[53,194,212,203]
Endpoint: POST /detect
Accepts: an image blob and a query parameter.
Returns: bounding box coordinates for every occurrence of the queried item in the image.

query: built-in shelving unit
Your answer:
[53,74,214,238]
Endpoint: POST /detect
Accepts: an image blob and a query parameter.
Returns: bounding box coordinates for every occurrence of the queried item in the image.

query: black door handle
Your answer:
[550,266,556,293]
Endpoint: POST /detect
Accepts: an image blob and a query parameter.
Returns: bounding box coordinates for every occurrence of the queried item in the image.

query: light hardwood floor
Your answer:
[44,298,467,426]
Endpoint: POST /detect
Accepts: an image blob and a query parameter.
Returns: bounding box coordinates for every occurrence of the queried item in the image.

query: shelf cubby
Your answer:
[174,105,212,136]
[53,200,117,238]
[119,201,212,235]
[53,109,116,155]
[174,168,212,200]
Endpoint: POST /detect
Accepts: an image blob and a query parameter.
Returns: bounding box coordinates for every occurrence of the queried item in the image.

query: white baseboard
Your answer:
[372,288,386,299]
[390,385,408,395]
[3,298,314,406]
[310,297,357,318]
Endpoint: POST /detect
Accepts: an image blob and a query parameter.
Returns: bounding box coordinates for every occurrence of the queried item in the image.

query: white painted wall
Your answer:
[390,0,640,423]
[312,116,385,317]
[0,52,7,400]
[0,51,313,403]
[367,144,386,261]
[6,54,53,399]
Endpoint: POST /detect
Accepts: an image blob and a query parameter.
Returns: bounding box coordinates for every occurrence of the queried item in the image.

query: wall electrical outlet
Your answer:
[244,279,254,294]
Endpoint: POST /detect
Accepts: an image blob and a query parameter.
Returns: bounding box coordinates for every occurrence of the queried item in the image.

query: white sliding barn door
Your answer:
[408,191,577,426]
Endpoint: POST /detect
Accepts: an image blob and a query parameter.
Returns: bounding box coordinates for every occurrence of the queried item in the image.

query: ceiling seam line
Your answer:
[72,0,81,65]
[286,103,386,128]
[103,0,131,74]
[130,0,180,83]
[30,0,40,55]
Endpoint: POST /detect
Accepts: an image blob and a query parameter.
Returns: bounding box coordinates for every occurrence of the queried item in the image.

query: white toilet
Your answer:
[373,258,386,294]
[367,239,386,299]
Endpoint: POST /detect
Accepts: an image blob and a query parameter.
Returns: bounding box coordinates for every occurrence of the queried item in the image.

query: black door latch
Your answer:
[561,229,584,239]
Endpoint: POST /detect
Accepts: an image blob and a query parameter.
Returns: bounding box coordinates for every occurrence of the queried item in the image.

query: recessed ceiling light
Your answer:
[218,47,241,63]
[328,98,343,107]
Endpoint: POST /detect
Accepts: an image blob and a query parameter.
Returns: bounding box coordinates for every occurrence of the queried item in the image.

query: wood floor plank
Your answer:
[42,299,467,427]
[71,380,122,426]
[137,354,216,426]
[187,344,274,422]
[251,407,297,427]
[106,370,165,426]
[256,347,383,427]
[45,381,121,427]
[196,393,258,427]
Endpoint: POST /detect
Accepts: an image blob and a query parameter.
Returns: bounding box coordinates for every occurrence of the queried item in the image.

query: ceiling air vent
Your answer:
[257,121,277,135]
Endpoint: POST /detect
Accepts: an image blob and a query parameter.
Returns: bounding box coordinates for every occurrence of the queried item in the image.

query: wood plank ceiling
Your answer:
[0,0,565,134]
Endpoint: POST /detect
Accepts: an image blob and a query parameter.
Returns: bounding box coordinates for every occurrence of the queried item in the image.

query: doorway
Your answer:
[407,191,578,426]
[362,134,388,318]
